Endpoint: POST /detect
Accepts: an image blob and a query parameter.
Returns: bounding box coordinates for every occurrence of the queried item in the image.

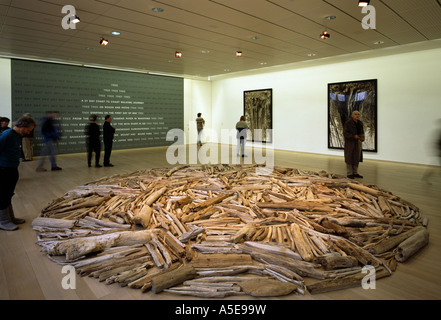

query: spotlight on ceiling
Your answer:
[69,15,80,24]
[100,38,109,46]
[320,31,330,39]
[358,0,370,7]
[236,51,243,57]
[175,51,182,58]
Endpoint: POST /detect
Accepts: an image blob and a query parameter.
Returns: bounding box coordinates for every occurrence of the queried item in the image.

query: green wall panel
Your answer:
[11,59,183,155]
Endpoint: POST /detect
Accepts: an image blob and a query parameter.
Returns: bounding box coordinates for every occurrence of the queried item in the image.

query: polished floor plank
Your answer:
[1,144,440,300]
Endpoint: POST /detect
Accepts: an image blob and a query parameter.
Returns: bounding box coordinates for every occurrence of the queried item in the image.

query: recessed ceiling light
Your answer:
[236,51,243,57]
[320,31,330,39]
[201,50,210,54]
[325,15,336,21]
[69,15,80,24]
[175,51,182,58]
[260,62,267,65]
[251,36,260,40]
[308,53,316,57]
[374,41,385,45]
[152,8,164,12]
[111,31,121,36]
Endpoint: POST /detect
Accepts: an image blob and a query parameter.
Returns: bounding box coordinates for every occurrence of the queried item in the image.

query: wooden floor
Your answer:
[1,144,440,300]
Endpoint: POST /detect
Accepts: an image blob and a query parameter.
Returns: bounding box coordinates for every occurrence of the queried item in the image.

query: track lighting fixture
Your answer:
[320,31,330,39]
[175,51,182,58]
[69,15,80,24]
[100,38,109,46]
[358,0,370,6]
[236,51,243,57]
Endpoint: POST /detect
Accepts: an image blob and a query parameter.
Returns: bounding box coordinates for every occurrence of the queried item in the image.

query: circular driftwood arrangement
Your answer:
[32,164,429,297]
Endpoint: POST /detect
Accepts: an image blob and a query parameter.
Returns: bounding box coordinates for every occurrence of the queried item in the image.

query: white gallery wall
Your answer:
[210,47,441,166]
[0,58,11,119]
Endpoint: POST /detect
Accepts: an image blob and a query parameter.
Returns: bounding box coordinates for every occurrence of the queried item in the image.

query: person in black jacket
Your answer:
[103,114,115,167]
[85,114,102,168]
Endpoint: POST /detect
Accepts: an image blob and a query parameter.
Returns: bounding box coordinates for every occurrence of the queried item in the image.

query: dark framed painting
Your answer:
[243,88,273,143]
[328,79,377,152]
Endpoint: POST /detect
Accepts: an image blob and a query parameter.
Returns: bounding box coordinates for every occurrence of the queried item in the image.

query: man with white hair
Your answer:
[344,110,365,179]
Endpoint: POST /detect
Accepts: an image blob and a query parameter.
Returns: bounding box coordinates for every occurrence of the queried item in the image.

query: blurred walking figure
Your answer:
[422,119,441,184]
[22,113,34,161]
[36,111,62,172]
[196,113,205,146]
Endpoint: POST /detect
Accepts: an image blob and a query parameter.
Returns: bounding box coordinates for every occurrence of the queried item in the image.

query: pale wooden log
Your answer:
[32,217,77,229]
[82,216,131,229]
[290,223,314,262]
[163,288,240,298]
[243,241,302,261]
[232,223,257,243]
[307,267,390,294]
[40,230,153,260]
[151,265,198,294]
[45,195,111,215]
[237,244,326,279]
[395,228,429,262]
[335,239,381,267]
[146,186,167,206]
[72,247,143,269]
[132,204,153,228]
[368,226,426,255]
[151,233,173,268]
[85,254,151,278]
[239,278,299,297]
[164,231,186,255]
[257,200,334,212]
[191,252,253,268]
[191,192,233,211]
[128,263,180,290]
[196,265,259,277]
[320,219,351,238]
[378,196,392,216]
[179,226,205,243]
[145,241,166,268]
[315,254,358,270]
[347,182,386,197]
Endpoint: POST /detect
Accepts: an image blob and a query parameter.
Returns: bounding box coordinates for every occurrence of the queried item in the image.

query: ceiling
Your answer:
[1,0,441,79]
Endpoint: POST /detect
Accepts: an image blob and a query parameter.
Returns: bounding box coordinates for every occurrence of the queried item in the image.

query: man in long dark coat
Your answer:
[344,110,364,179]
[103,114,115,167]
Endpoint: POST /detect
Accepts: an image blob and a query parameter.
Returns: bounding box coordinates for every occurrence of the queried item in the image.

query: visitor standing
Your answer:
[0,116,36,231]
[21,113,34,161]
[85,114,102,168]
[344,110,364,179]
[235,115,249,157]
[103,114,115,167]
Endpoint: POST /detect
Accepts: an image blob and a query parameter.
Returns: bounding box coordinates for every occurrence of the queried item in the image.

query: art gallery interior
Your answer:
[0,0,440,302]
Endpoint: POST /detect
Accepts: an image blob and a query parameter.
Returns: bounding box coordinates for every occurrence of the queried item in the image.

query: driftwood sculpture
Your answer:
[32,164,429,297]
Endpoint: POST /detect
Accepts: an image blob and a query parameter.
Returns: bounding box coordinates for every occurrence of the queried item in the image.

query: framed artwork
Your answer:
[328,79,377,152]
[243,88,273,143]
